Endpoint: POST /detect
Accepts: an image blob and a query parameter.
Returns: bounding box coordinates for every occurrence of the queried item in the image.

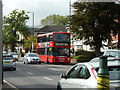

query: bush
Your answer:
[71,49,97,62]
[71,55,79,59]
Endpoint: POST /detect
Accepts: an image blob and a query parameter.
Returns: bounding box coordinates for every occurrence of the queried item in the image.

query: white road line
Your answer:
[44,77,53,81]
[49,68,61,71]
[16,68,21,71]
[28,72,34,75]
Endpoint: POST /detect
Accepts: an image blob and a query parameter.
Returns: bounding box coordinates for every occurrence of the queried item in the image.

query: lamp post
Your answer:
[27,12,34,52]
[0,0,3,85]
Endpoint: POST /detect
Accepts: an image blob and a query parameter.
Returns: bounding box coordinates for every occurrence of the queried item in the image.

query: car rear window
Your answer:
[3,55,13,60]
[10,53,17,55]
[28,54,38,57]
[95,66,120,80]
[105,51,120,57]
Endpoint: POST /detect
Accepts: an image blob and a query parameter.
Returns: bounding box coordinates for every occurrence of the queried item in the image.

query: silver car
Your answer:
[3,54,16,71]
[57,61,120,89]
[9,52,18,61]
[23,53,41,64]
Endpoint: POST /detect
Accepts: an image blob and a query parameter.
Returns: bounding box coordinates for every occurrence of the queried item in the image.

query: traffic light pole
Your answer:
[0,0,3,87]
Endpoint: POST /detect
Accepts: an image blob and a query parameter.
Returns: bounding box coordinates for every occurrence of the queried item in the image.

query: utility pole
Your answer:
[118,30,120,49]
[0,0,3,86]
[69,0,71,16]
[118,19,120,49]
[27,12,34,52]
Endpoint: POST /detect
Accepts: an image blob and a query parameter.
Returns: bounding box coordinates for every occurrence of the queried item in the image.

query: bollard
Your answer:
[97,56,109,89]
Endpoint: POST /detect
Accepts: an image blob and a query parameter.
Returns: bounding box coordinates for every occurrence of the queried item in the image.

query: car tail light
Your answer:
[91,68,97,79]
[13,59,16,62]
[114,58,120,61]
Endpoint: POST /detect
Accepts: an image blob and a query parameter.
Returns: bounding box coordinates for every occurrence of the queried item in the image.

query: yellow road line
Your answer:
[3,80,19,90]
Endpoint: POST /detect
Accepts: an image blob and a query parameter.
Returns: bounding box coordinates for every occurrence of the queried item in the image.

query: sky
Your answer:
[3,0,76,28]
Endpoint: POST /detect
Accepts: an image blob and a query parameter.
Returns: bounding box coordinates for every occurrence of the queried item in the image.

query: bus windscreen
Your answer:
[53,33,70,43]
[52,47,70,57]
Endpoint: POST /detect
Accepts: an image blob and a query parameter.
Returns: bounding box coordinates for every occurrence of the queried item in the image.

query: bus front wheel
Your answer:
[47,57,50,64]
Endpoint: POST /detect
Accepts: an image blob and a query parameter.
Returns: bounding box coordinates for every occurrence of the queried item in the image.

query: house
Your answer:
[107,30,118,49]
[16,28,40,53]
[36,25,67,34]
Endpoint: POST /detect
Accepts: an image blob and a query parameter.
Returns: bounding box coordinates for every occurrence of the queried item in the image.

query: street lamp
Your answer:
[0,0,3,85]
[27,12,35,52]
[27,12,34,28]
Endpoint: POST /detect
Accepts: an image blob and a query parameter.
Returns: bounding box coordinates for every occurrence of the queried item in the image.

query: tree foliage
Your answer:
[70,2,120,56]
[24,35,37,53]
[3,9,29,52]
[41,14,67,26]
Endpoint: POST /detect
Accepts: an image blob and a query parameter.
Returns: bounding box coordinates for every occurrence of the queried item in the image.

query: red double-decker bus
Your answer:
[36,32,70,64]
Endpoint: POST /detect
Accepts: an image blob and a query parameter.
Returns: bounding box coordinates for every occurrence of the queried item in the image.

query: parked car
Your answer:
[23,53,41,64]
[9,52,18,61]
[3,51,7,54]
[103,49,120,60]
[90,49,120,62]
[3,54,16,71]
[57,61,120,89]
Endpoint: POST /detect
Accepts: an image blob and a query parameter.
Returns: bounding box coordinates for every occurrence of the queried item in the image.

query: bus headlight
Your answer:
[68,58,70,61]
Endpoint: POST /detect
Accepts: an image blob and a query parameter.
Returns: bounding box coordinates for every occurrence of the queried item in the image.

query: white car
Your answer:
[103,49,120,60]
[3,51,7,54]
[90,57,99,62]
[57,61,120,89]
[23,53,41,64]
[90,49,120,62]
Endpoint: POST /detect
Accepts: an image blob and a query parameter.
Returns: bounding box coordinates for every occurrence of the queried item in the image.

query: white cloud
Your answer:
[3,0,76,27]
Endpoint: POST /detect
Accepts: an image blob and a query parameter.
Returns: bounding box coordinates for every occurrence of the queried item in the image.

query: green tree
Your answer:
[70,2,120,56]
[24,35,37,53]
[41,14,67,26]
[3,9,29,52]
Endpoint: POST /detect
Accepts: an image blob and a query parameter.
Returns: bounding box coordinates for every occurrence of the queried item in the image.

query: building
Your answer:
[36,25,67,34]
[107,30,118,49]
[16,28,40,53]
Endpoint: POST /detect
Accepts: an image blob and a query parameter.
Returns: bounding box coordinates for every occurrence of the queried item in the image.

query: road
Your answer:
[3,61,73,89]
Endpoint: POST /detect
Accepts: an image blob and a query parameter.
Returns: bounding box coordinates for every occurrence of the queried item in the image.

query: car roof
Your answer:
[76,61,120,68]
[105,49,120,52]
[9,52,16,54]
[27,53,38,55]
[3,54,13,57]
[89,61,120,68]
[90,57,99,62]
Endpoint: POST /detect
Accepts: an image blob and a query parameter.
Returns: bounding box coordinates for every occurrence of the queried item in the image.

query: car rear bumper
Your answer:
[3,63,16,69]
[30,61,41,64]
[3,65,16,69]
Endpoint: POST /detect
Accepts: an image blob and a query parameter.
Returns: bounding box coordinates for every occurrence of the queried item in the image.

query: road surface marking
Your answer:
[49,68,61,71]
[3,80,19,90]
[43,77,53,81]
[17,68,21,71]
[28,72,34,75]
